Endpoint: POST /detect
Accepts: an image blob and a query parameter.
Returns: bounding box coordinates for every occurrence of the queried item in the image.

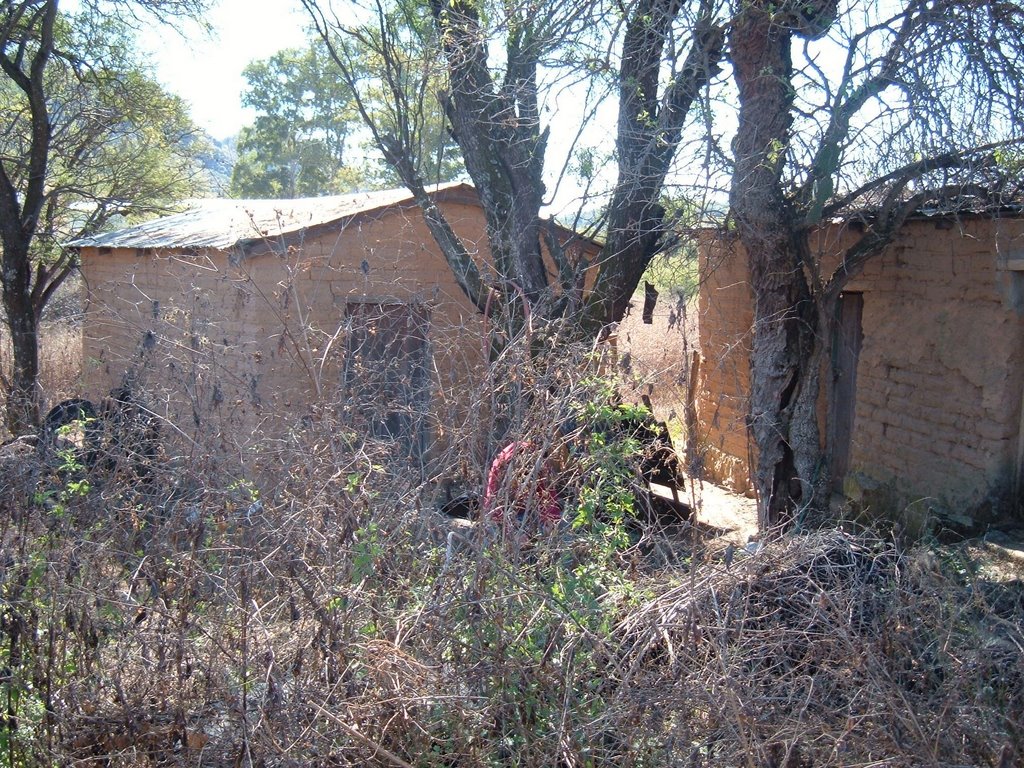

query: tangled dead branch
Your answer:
[2,336,1021,766]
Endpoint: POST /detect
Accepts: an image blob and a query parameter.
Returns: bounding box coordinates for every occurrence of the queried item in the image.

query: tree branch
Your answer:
[303,0,487,311]
[815,138,1019,223]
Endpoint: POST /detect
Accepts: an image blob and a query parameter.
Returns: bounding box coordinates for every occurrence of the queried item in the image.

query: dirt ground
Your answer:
[616,290,760,547]
[614,287,695,426]
[616,292,1024,568]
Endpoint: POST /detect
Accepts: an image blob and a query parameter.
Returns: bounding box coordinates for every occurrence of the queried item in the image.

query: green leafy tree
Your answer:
[230,39,360,197]
[327,4,463,190]
[231,32,461,199]
[0,0,210,435]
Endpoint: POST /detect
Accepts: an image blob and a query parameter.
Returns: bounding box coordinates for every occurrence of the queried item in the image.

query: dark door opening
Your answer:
[343,302,430,459]
[829,292,864,493]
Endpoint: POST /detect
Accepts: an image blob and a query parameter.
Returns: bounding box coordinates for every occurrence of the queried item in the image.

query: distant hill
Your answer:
[191,133,237,197]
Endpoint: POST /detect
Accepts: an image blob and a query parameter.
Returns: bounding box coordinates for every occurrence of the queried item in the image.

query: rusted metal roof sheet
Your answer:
[69,182,471,251]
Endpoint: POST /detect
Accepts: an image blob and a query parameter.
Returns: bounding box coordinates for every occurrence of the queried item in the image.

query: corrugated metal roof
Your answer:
[69,182,471,251]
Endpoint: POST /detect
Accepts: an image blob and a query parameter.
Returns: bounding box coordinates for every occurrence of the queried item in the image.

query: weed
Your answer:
[0,321,1019,767]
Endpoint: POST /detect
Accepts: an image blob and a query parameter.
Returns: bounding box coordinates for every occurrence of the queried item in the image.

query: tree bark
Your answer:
[429,0,550,307]
[4,274,40,436]
[0,0,56,435]
[594,2,723,327]
[729,2,827,529]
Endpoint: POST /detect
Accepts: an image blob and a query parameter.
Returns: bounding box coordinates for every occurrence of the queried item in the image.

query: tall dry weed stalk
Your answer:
[0,329,1021,767]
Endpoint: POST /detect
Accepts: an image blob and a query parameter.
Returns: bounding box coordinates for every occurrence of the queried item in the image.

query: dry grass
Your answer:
[616,288,696,424]
[0,321,83,434]
[1,329,1021,767]
[38,322,82,403]
[3,273,84,410]
[617,530,1023,766]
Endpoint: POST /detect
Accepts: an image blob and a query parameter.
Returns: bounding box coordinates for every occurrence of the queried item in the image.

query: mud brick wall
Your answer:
[695,232,755,493]
[80,201,496,457]
[696,215,1024,523]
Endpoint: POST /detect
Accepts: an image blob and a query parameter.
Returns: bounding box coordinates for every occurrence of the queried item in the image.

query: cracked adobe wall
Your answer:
[697,214,1024,525]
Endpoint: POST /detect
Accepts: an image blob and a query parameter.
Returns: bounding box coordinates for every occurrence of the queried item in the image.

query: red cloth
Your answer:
[483,441,561,528]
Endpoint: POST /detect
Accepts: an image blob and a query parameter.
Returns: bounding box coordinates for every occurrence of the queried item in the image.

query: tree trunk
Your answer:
[0,0,56,436]
[5,303,40,436]
[730,2,828,529]
[428,0,551,310]
[591,3,724,327]
[745,237,827,529]
[596,196,666,325]
[0,174,44,437]
[1,236,41,436]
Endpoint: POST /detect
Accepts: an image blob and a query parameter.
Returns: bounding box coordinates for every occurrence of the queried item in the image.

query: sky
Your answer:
[129,0,715,212]
[137,0,311,140]
[132,0,612,211]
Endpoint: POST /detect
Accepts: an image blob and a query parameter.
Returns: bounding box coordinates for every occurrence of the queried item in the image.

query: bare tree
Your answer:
[0,0,210,435]
[727,0,1024,528]
[304,0,1023,532]
[301,0,725,327]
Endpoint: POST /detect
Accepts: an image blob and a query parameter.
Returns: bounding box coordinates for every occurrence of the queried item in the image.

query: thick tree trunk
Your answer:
[5,302,40,436]
[591,3,724,327]
[1,235,42,435]
[428,0,551,311]
[0,187,44,437]
[730,2,828,529]
[745,237,826,529]
[0,0,56,435]
[597,197,666,325]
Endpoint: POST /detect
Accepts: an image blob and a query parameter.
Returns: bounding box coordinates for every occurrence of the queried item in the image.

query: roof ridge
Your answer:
[68,182,475,251]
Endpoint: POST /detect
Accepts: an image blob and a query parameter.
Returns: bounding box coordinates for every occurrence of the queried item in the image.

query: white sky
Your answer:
[133,0,609,211]
[137,0,311,140]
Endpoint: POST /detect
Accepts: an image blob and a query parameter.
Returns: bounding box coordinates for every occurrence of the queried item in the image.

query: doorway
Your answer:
[343,301,431,458]
[828,292,864,492]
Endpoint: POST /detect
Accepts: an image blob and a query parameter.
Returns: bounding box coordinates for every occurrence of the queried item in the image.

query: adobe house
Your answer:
[695,209,1024,530]
[73,183,599,459]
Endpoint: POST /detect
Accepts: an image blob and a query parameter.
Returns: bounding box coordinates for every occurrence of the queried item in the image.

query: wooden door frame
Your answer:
[828,291,864,493]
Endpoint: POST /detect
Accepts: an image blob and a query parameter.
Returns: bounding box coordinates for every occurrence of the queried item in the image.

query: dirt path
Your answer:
[616,290,759,548]
[686,480,759,545]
